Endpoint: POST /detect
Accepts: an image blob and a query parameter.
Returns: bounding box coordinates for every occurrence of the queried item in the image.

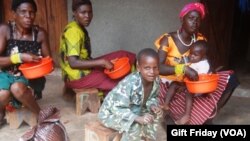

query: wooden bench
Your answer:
[73,88,101,116]
[5,106,37,129]
[85,121,121,141]
[63,86,101,115]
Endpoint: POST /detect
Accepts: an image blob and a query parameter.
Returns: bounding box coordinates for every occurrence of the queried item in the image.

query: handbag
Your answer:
[20,107,70,141]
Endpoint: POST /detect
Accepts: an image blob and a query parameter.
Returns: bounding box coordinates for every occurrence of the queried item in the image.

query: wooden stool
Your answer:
[5,106,37,129]
[85,121,121,141]
[73,88,100,115]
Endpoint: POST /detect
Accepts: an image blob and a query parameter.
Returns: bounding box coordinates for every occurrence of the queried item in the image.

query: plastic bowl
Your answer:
[104,57,131,79]
[19,57,53,79]
[184,74,219,94]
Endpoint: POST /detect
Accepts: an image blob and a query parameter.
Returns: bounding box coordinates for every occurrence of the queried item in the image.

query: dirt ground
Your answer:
[0,68,250,141]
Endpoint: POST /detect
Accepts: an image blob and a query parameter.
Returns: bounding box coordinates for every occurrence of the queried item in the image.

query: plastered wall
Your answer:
[67,0,196,57]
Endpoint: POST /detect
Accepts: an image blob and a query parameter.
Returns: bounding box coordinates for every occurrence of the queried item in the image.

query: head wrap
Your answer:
[179,2,205,19]
[12,0,37,12]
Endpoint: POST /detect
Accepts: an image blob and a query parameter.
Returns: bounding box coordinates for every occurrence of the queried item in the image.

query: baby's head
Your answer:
[188,40,208,63]
[136,48,159,82]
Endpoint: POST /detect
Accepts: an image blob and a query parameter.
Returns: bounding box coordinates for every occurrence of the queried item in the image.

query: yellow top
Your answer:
[154,33,206,82]
[59,21,91,81]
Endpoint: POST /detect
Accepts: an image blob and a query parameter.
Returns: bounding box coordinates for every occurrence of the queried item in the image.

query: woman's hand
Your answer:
[20,53,42,63]
[185,66,198,81]
[101,59,114,69]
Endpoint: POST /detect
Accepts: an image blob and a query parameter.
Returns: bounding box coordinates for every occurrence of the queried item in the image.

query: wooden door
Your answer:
[0,0,3,22]
[2,0,68,66]
[200,0,235,70]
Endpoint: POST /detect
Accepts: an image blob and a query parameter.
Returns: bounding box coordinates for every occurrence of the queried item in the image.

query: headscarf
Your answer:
[179,2,205,19]
[11,0,37,12]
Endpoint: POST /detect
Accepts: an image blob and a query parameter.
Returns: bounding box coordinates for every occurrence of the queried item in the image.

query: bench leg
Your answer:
[76,93,89,116]
[6,107,37,129]
[74,88,100,115]
[76,93,101,115]
[6,111,23,129]
[88,93,100,113]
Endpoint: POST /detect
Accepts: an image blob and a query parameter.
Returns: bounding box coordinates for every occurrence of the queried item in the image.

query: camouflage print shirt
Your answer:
[98,72,160,140]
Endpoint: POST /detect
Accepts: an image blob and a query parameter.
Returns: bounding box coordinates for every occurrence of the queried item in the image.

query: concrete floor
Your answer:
[0,68,250,141]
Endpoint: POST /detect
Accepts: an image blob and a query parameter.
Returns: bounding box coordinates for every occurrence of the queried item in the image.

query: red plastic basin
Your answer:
[184,74,219,94]
[19,57,53,79]
[104,57,131,79]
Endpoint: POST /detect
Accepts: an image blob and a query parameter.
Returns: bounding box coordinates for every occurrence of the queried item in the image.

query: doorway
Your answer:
[229,0,250,74]
[201,0,250,74]
[0,0,2,23]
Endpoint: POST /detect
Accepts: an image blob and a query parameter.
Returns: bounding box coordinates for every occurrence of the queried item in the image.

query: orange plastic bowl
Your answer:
[19,57,53,79]
[184,74,219,94]
[104,57,131,79]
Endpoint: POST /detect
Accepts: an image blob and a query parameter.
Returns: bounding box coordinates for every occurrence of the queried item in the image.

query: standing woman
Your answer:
[0,0,51,124]
[155,2,234,124]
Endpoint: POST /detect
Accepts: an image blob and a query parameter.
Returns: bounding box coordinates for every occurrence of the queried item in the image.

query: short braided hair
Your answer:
[72,0,92,12]
[137,48,159,64]
[11,0,37,12]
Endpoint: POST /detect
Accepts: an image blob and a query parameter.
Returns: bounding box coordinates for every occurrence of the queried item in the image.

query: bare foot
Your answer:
[161,104,170,111]
[175,114,190,125]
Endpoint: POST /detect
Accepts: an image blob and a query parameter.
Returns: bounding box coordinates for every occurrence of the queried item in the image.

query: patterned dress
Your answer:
[98,72,160,141]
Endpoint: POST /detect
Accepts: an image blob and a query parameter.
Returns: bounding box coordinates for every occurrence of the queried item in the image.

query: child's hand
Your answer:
[151,105,163,117]
[135,113,154,125]
[185,66,198,81]
[134,116,145,125]
[143,113,154,124]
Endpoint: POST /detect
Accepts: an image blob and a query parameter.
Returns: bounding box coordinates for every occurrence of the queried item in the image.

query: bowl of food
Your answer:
[19,57,53,79]
[104,57,131,79]
[184,74,219,94]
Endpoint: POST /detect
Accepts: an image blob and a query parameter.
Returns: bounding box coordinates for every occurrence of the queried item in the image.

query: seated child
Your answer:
[98,48,163,141]
[162,40,210,125]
